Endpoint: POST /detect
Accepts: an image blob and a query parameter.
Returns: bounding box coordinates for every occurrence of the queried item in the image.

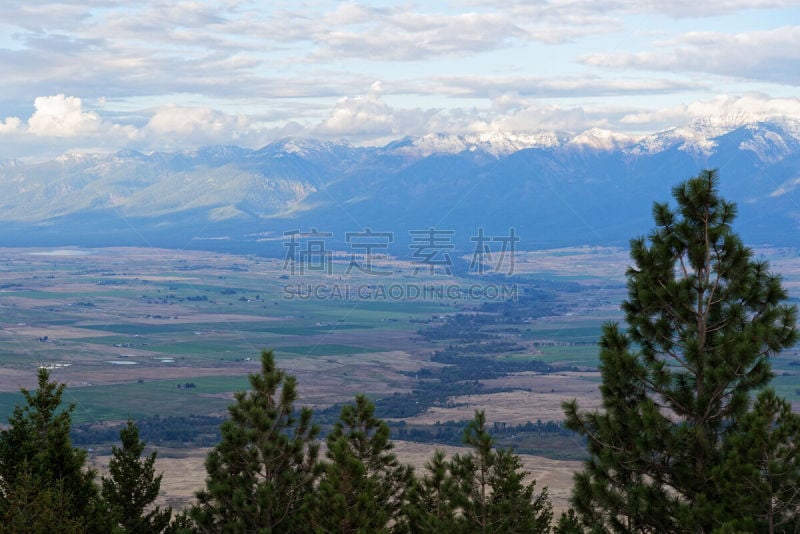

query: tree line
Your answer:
[0,353,557,533]
[0,368,175,533]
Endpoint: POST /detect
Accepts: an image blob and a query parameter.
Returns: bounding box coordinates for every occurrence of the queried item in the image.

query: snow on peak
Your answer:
[738,121,800,163]
[55,152,100,164]
[567,128,638,151]
[688,113,761,136]
[388,131,570,158]
[281,138,319,155]
[623,125,719,157]
[265,137,353,158]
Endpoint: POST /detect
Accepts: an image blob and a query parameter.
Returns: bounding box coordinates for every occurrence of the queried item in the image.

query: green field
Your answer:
[277,344,389,356]
[1,245,797,429]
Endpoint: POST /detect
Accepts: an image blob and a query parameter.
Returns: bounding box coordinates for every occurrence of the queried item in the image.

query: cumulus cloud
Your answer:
[4,90,800,160]
[145,105,250,144]
[0,96,130,158]
[0,94,118,144]
[582,26,800,85]
[312,83,619,141]
[132,103,271,150]
[27,95,103,137]
[314,86,800,144]
[486,101,596,133]
[620,94,800,129]
[0,117,22,134]
[0,94,260,159]
[313,82,439,141]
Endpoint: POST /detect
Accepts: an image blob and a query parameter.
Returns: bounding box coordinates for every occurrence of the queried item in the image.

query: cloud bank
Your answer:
[0,1,797,158]
[2,90,799,159]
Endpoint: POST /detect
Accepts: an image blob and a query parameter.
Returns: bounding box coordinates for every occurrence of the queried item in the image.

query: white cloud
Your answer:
[432,75,705,98]
[582,26,800,85]
[0,0,795,158]
[27,95,103,137]
[0,3,99,32]
[0,95,260,158]
[314,87,800,143]
[145,105,249,141]
[311,9,526,60]
[0,116,22,134]
[486,101,594,133]
[469,0,798,20]
[620,94,800,129]
[312,84,617,141]
[627,0,799,18]
[136,104,270,151]
[4,90,800,160]
[313,82,438,141]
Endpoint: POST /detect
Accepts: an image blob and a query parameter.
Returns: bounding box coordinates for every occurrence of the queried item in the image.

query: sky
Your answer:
[0,0,799,159]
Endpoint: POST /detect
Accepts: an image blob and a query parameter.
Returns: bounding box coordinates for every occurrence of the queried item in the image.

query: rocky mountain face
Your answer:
[1,119,798,254]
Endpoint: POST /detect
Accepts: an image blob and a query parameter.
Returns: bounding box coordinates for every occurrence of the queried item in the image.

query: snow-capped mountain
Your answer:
[1,119,798,252]
[382,131,573,158]
[624,116,800,158]
[567,128,638,151]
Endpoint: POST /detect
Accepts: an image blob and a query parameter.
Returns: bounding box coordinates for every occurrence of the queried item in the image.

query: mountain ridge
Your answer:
[1,118,799,254]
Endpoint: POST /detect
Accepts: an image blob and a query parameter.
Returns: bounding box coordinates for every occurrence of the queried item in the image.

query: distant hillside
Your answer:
[1,118,799,254]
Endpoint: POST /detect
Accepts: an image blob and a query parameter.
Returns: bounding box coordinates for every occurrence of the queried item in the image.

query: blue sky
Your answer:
[0,0,798,158]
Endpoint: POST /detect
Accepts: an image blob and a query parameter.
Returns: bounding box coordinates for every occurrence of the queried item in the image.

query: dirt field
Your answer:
[90,441,581,514]
[401,372,603,425]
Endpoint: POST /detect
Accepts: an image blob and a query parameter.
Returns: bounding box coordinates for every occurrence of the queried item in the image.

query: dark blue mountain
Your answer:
[1,120,798,255]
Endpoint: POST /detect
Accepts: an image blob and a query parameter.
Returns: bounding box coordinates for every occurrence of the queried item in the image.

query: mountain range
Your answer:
[1,117,799,256]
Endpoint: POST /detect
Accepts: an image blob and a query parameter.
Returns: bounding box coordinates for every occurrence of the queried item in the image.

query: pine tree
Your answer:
[0,368,105,530]
[564,170,798,532]
[553,508,582,534]
[311,394,415,533]
[102,419,172,533]
[409,449,459,532]
[0,469,86,533]
[713,388,800,533]
[448,410,552,533]
[191,350,320,533]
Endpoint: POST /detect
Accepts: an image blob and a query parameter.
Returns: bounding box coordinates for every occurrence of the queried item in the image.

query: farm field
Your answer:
[89,441,583,514]
[0,246,610,418]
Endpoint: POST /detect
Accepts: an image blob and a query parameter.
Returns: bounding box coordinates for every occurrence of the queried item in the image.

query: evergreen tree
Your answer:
[0,368,105,530]
[564,170,798,532]
[311,394,415,533]
[713,388,800,533]
[448,410,552,533]
[0,469,85,533]
[102,419,172,533]
[553,508,582,534]
[191,350,320,533]
[409,449,459,532]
